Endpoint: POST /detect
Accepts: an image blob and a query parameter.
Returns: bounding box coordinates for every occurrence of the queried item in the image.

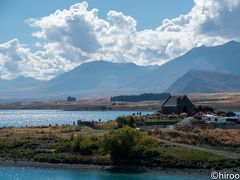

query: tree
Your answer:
[116,116,136,128]
[101,126,159,162]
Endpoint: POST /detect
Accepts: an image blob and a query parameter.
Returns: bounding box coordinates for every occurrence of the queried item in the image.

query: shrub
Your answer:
[216,111,236,117]
[197,105,214,113]
[71,134,93,154]
[179,113,188,119]
[168,113,179,119]
[226,111,236,117]
[101,126,159,162]
[116,116,136,128]
[194,112,204,120]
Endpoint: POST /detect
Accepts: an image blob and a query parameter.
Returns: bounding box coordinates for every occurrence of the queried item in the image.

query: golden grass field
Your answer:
[154,125,240,150]
[188,93,240,111]
[0,125,107,143]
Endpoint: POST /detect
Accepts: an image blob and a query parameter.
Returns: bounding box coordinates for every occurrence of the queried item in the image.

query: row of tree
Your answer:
[110,93,170,102]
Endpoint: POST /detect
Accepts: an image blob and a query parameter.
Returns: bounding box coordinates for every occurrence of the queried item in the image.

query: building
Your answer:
[202,114,240,124]
[202,114,226,124]
[161,95,195,115]
[67,96,76,102]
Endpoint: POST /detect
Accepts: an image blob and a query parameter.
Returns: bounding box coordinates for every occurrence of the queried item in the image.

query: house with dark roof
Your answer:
[161,95,195,115]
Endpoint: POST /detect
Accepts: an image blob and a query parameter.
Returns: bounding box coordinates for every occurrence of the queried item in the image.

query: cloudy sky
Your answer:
[0,0,239,80]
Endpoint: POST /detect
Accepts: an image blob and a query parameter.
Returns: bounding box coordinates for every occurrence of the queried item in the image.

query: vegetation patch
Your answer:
[0,125,239,169]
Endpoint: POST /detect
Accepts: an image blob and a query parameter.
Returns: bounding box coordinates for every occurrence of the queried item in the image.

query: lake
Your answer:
[0,110,153,128]
[0,166,210,180]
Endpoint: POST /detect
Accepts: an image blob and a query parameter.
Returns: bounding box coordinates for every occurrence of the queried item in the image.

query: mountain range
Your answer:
[0,40,240,101]
[167,70,240,93]
[126,40,240,93]
[0,76,44,92]
[37,61,157,98]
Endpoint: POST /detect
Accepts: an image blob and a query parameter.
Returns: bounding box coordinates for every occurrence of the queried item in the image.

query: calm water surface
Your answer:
[0,167,210,180]
[0,110,153,127]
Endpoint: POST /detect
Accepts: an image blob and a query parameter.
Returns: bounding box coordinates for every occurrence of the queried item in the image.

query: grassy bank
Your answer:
[0,125,239,170]
[154,121,240,153]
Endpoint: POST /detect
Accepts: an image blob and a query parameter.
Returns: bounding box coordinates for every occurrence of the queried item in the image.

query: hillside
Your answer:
[38,60,156,97]
[126,41,240,93]
[0,76,44,93]
[1,41,240,101]
[167,70,240,93]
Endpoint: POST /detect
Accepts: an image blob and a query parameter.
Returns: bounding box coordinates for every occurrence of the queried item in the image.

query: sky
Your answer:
[0,0,240,80]
[0,0,194,45]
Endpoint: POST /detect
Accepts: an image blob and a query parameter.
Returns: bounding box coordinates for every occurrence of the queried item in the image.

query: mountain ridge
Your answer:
[125,40,240,93]
[1,41,240,100]
[167,70,240,93]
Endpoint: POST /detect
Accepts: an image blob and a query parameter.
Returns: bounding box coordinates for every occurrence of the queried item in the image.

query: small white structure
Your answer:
[202,114,226,124]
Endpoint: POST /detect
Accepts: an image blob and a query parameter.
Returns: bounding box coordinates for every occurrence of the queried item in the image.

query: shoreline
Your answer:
[0,108,159,112]
[0,107,239,112]
[0,160,237,176]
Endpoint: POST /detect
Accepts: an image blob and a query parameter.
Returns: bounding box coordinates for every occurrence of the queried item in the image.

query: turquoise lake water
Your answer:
[0,167,210,180]
[0,110,153,127]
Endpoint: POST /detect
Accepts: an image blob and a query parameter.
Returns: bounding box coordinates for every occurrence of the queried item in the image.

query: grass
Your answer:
[155,144,238,169]
[0,125,239,169]
[145,119,179,124]
[154,125,240,153]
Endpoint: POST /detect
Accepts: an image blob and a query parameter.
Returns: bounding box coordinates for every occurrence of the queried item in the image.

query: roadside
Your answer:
[159,139,240,159]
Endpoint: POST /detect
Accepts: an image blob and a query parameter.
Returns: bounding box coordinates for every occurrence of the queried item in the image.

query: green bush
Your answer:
[116,116,135,128]
[197,105,214,113]
[116,116,144,128]
[71,134,93,154]
[101,126,159,162]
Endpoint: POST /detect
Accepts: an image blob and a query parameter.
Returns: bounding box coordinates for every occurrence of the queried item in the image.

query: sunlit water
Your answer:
[0,110,153,127]
[0,166,210,180]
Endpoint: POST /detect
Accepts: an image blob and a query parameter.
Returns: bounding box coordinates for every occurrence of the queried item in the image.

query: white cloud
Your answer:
[0,0,240,80]
[0,39,74,80]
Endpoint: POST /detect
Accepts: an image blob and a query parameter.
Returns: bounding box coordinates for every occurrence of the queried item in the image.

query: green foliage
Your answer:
[71,134,93,154]
[155,145,240,169]
[144,119,179,124]
[116,116,135,128]
[101,126,159,161]
[197,105,214,113]
[216,111,236,117]
[34,153,111,165]
[110,93,171,102]
[226,111,236,117]
[0,140,12,149]
[168,113,179,119]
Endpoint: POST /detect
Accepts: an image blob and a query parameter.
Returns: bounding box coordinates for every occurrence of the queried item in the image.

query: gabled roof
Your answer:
[162,95,184,107]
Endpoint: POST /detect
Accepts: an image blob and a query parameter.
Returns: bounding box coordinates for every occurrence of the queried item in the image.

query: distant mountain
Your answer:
[1,41,240,101]
[167,70,240,93]
[126,41,240,93]
[38,60,156,97]
[0,76,45,101]
[0,76,44,92]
